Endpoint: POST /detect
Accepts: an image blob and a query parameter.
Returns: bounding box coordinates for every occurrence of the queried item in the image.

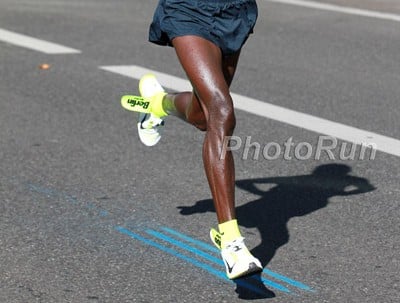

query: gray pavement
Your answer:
[0,0,399,302]
[316,0,400,14]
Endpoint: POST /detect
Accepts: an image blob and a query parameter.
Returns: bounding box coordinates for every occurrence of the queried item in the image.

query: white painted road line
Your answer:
[100,65,400,158]
[0,28,81,54]
[267,0,400,22]
[101,65,192,91]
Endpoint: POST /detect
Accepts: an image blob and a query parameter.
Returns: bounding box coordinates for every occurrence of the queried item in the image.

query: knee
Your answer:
[186,91,236,133]
[207,93,236,134]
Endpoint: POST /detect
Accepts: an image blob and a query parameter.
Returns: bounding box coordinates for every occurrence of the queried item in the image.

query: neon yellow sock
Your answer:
[218,219,242,245]
[151,92,168,117]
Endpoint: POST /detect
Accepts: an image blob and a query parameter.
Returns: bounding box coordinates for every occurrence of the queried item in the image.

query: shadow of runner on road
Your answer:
[177,164,376,299]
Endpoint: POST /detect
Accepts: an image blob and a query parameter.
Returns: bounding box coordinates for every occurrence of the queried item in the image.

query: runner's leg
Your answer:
[169,35,237,223]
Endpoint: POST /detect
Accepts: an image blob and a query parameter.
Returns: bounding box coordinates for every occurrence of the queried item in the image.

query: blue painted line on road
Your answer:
[161,226,219,253]
[26,182,313,294]
[115,226,273,297]
[146,229,291,293]
[262,268,313,292]
[161,226,313,292]
[146,229,222,264]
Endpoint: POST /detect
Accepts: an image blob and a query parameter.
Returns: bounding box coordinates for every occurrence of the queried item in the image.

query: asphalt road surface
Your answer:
[1,0,399,302]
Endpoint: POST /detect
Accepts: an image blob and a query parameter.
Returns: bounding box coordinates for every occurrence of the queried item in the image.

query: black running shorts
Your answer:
[149,0,258,55]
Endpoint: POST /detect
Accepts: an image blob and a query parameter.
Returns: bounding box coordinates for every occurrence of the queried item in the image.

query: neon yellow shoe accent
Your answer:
[150,92,168,118]
[121,92,167,116]
[121,95,151,113]
[139,74,168,118]
[218,219,242,246]
[210,228,222,249]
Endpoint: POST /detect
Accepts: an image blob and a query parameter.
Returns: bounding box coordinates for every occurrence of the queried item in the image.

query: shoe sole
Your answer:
[228,262,263,280]
[139,74,165,97]
[121,95,151,113]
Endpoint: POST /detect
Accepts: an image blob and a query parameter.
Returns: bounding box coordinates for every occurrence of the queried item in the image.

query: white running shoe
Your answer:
[210,228,262,279]
[120,74,166,146]
[137,74,166,147]
[137,113,164,146]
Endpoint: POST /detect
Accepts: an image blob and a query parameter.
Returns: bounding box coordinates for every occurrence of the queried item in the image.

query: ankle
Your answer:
[151,92,168,117]
[218,219,242,246]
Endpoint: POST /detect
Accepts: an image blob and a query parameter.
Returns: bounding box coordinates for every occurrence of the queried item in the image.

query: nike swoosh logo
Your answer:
[225,260,235,274]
